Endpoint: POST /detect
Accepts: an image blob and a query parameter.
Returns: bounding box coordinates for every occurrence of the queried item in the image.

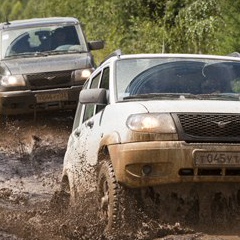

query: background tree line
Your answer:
[0,0,239,62]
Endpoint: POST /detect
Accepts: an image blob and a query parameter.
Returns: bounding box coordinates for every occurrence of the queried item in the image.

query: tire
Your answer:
[97,161,120,232]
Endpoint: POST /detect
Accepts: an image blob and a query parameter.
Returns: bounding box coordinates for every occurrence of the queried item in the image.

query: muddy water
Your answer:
[0,112,240,240]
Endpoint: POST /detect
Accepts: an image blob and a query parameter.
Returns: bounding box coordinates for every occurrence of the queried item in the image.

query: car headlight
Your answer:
[73,68,94,83]
[126,113,176,133]
[1,75,26,87]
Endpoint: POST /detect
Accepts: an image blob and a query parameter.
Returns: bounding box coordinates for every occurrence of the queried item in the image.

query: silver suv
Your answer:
[61,52,240,231]
[0,17,104,116]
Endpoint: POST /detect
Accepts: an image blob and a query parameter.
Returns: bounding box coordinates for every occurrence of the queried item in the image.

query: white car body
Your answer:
[61,52,240,230]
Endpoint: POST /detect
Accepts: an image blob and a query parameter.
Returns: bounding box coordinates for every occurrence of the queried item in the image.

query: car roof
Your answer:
[100,52,240,66]
[0,17,79,30]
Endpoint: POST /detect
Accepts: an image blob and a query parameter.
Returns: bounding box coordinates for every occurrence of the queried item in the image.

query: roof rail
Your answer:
[227,52,240,57]
[100,49,123,65]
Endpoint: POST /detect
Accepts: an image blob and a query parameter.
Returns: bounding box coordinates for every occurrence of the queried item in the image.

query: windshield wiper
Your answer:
[196,93,240,100]
[5,52,37,58]
[123,93,198,100]
[123,93,240,101]
[51,49,88,54]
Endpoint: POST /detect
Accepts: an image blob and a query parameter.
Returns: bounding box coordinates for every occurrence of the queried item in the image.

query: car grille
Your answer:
[175,113,240,142]
[25,71,72,90]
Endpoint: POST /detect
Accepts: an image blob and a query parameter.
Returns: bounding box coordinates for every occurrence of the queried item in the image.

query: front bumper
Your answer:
[108,141,240,188]
[0,86,82,115]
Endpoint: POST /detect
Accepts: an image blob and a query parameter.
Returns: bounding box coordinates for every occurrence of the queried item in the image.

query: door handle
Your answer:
[86,119,94,128]
[74,130,81,137]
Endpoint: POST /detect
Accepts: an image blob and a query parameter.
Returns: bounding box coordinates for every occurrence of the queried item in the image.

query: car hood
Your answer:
[2,53,92,74]
[138,99,240,114]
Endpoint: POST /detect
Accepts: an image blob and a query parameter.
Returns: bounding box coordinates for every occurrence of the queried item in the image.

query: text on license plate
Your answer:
[36,91,68,103]
[194,151,240,166]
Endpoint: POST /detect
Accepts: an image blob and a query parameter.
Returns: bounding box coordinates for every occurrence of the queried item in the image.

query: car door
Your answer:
[83,67,110,165]
[71,67,110,192]
[62,79,90,196]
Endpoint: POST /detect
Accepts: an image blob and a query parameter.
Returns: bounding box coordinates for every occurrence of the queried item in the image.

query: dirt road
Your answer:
[0,112,240,240]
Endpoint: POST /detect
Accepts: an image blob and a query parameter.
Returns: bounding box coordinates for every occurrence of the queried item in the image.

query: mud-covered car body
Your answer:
[63,52,240,187]
[62,52,240,230]
[0,17,104,115]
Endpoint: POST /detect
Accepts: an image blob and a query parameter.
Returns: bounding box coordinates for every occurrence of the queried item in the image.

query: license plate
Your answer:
[36,91,68,103]
[194,151,240,166]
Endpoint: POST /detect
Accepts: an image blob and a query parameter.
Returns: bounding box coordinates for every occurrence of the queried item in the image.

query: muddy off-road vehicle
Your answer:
[0,17,104,116]
[61,52,240,232]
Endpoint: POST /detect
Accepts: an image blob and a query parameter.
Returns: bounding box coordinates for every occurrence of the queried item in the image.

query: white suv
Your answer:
[61,51,240,231]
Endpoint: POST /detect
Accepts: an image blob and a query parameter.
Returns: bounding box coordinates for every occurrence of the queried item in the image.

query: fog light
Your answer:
[179,168,194,176]
[142,165,152,175]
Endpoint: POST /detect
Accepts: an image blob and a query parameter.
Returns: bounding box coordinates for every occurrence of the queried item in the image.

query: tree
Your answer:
[0,0,239,58]
[170,0,222,53]
[9,1,23,20]
[217,0,240,55]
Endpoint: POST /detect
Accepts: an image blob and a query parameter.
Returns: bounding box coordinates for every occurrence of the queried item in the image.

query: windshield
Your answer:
[1,23,88,58]
[116,57,240,101]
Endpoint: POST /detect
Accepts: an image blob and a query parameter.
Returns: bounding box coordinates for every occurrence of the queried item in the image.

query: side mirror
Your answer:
[79,88,108,105]
[88,40,104,50]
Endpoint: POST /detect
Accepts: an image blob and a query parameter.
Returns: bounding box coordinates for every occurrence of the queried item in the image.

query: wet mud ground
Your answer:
[0,112,240,240]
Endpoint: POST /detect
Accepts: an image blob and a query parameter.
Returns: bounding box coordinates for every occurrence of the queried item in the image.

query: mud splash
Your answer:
[0,113,240,239]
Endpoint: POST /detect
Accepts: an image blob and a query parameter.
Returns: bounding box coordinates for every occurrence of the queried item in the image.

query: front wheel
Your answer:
[98,161,120,232]
[97,160,143,235]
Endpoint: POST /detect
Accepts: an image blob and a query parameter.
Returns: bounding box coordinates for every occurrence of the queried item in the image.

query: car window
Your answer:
[96,67,109,113]
[100,67,109,89]
[72,79,90,131]
[2,24,85,58]
[127,61,205,95]
[82,67,109,122]
[83,104,95,122]
[83,72,102,122]
[115,58,240,100]
[90,72,101,88]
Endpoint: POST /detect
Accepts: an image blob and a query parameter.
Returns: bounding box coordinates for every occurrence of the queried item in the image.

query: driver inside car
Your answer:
[201,65,232,94]
[51,28,67,49]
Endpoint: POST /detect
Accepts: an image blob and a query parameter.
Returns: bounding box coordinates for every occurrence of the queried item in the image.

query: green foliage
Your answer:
[173,0,222,53]
[0,0,240,62]
[9,1,23,20]
[217,0,240,55]
[0,0,15,21]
